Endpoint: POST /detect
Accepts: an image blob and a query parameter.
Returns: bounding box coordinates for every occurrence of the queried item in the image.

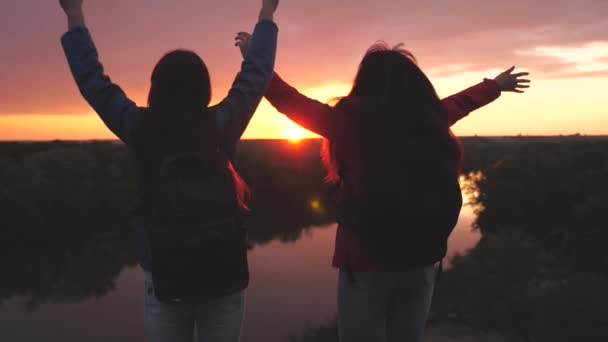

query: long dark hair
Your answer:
[139,50,249,209]
[322,42,463,184]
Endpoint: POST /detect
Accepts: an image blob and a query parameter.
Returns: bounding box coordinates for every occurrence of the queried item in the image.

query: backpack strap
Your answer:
[436,259,443,284]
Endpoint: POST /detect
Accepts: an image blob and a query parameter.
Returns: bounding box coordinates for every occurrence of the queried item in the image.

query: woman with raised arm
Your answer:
[235,34,529,342]
[58,0,279,341]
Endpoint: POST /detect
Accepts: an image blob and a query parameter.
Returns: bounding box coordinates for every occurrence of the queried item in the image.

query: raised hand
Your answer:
[263,0,280,10]
[494,66,531,93]
[259,0,279,21]
[235,32,252,59]
[59,0,83,16]
[59,0,85,29]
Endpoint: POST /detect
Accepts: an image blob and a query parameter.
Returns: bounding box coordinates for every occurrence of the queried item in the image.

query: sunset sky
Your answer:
[1,0,607,140]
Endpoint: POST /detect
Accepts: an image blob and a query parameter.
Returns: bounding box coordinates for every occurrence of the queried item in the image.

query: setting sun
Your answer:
[283,126,308,143]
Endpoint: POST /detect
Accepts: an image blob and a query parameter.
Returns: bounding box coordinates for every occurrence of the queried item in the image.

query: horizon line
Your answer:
[1,134,608,143]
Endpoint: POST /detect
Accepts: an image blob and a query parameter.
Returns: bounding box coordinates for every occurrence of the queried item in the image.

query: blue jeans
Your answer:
[337,266,437,342]
[144,271,245,342]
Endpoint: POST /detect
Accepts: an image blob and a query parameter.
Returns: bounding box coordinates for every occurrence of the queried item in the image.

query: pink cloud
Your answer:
[1,0,607,115]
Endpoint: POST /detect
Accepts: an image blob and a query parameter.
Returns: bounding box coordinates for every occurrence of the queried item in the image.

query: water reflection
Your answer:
[244,179,483,341]
[0,196,482,342]
[444,175,483,267]
[246,225,338,342]
[0,230,136,311]
[0,140,484,342]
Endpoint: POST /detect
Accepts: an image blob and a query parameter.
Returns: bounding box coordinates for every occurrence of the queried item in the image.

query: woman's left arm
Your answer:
[443,66,530,126]
[60,0,140,144]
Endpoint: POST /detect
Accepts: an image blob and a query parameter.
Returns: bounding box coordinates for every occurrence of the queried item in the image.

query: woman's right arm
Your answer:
[264,73,346,139]
[213,0,279,158]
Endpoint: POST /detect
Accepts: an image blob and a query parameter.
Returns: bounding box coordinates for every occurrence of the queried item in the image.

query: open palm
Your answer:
[494,66,531,93]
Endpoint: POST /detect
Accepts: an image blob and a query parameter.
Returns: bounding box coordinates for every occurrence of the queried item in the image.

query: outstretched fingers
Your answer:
[514,73,531,92]
[494,66,532,93]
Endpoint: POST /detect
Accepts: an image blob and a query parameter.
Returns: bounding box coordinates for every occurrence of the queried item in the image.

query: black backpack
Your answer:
[336,153,463,268]
[144,152,248,303]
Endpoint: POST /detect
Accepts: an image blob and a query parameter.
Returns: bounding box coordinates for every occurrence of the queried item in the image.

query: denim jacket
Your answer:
[61,20,278,270]
[61,20,278,158]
